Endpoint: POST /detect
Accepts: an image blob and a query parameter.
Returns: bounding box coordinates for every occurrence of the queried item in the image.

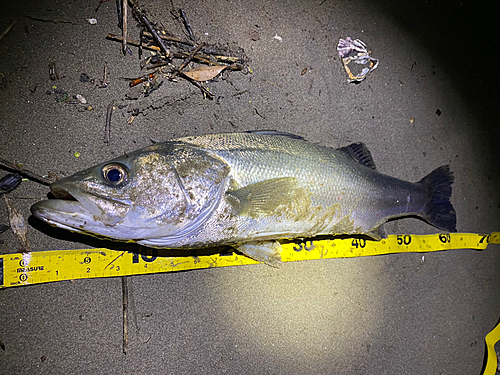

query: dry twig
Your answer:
[107,34,160,51]
[0,21,17,42]
[105,100,114,143]
[177,71,214,98]
[95,0,111,12]
[0,157,53,185]
[131,2,171,58]
[122,0,128,55]
[179,9,195,42]
[142,31,193,46]
[178,43,204,72]
[122,276,129,354]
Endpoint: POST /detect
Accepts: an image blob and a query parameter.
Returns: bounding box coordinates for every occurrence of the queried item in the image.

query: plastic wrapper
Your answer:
[337,37,379,82]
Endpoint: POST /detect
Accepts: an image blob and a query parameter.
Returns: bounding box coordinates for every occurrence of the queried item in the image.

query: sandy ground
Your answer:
[1,0,499,373]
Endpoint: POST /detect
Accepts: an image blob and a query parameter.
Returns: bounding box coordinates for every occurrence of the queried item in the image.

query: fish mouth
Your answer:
[31,181,126,232]
[31,191,92,233]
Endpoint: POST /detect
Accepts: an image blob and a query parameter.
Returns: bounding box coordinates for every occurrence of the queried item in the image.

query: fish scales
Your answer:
[180,133,426,230]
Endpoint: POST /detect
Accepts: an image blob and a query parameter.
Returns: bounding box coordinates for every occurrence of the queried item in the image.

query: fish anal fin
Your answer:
[338,143,376,170]
[366,225,386,240]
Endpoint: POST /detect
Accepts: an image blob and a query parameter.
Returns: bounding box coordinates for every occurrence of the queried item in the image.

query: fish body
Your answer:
[31,132,456,265]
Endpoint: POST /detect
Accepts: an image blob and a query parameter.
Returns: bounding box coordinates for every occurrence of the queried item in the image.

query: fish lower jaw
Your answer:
[34,213,88,239]
[44,219,85,233]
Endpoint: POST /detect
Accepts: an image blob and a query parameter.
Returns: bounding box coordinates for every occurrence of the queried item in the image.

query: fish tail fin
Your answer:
[418,165,456,232]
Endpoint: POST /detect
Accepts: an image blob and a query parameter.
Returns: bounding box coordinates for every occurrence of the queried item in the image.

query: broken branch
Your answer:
[141,31,194,47]
[122,0,128,55]
[178,43,204,72]
[107,34,160,51]
[131,4,171,58]
[105,100,114,143]
[0,157,53,185]
[129,72,155,87]
[0,20,17,42]
[179,9,195,42]
[122,276,129,355]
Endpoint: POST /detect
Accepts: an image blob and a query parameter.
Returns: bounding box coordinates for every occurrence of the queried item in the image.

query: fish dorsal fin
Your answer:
[338,142,376,170]
[227,177,302,217]
[245,130,307,141]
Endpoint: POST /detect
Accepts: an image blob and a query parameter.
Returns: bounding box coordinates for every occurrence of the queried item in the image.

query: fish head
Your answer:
[31,142,230,242]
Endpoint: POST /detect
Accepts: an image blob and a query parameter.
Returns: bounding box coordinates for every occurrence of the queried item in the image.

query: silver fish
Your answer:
[31,131,456,266]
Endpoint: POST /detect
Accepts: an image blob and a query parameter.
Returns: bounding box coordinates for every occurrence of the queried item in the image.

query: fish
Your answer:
[31,131,456,266]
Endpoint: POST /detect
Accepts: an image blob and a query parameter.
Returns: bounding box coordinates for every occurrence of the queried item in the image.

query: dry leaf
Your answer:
[4,195,32,252]
[182,65,228,82]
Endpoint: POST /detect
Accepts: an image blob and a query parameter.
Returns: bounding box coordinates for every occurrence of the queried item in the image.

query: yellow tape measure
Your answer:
[1,232,499,374]
[0,232,498,288]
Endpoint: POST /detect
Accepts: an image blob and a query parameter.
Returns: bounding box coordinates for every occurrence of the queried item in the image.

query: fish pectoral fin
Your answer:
[236,241,283,268]
[227,177,301,217]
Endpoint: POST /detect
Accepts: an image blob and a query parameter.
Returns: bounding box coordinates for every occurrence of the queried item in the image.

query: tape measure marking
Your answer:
[1,232,498,289]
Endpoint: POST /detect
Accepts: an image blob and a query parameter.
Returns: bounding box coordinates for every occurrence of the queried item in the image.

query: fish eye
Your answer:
[102,164,128,186]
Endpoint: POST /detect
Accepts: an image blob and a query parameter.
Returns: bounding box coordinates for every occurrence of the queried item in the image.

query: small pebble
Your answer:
[76,94,87,104]
[80,73,90,83]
